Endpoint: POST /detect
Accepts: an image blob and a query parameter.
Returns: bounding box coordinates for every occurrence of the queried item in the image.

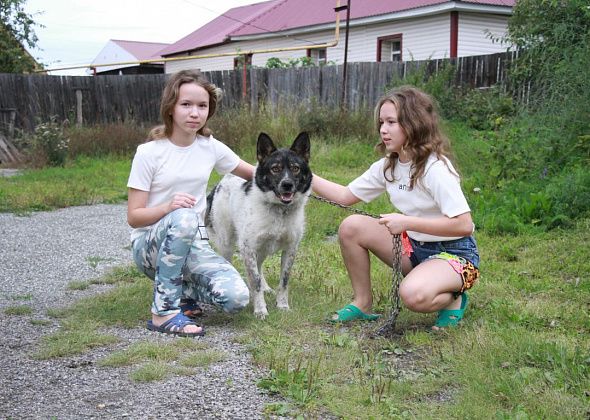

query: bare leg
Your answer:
[398,258,463,312]
[337,215,409,314]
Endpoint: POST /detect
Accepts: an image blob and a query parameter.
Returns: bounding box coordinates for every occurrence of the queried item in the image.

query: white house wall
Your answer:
[458,13,510,56]
[165,33,334,73]
[346,14,451,61]
[165,11,509,73]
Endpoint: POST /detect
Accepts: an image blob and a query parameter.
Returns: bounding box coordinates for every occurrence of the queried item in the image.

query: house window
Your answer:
[233,53,252,69]
[377,35,403,62]
[307,48,327,65]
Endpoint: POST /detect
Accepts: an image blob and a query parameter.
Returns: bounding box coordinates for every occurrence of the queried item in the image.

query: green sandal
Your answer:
[434,293,469,328]
[331,304,381,323]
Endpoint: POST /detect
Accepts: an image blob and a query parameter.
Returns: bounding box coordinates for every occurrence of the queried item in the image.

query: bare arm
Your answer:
[231,159,255,180]
[379,211,474,237]
[127,188,196,228]
[312,173,360,206]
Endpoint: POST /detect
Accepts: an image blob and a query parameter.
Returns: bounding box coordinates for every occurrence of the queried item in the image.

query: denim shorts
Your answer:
[408,235,480,294]
[408,235,480,269]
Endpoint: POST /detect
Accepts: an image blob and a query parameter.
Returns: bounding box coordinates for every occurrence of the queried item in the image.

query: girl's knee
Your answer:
[338,215,365,243]
[222,286,250,313]
[206,265,250,313]
[399,283,428,311]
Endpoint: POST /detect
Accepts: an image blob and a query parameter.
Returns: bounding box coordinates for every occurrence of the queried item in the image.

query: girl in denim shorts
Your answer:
[313,86,480,329]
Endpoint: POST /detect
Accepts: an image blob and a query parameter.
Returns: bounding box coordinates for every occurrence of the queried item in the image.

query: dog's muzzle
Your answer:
[277,180,296,204]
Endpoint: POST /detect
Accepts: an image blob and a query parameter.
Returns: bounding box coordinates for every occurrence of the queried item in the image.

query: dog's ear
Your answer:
[257,132,276,162]
[290,132,310,162]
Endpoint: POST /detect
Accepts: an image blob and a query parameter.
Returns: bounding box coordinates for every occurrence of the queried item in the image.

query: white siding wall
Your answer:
[458,13,510,57]
[165,34,333,73]
[165,11,510,73]
[344,14,450,62]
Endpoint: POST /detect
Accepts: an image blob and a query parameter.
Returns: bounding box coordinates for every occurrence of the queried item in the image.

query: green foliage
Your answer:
[387,60,515,131]
[30,117,69,167]
[264,56,319,68]
[545,165,590,222]
[504,0,590,143]
[505,0,590,95]
[296,105,373,140]
[456,86,515,131]
[0,0,42,73]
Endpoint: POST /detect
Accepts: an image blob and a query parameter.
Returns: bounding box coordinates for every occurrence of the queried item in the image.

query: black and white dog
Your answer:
[205,132,312,319]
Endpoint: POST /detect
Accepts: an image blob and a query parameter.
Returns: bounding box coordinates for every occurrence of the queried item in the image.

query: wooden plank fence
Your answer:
[0,51,518,134]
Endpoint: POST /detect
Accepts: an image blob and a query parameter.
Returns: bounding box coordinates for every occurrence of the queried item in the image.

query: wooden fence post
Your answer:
[75,89,83,126]
[0,108,17,138]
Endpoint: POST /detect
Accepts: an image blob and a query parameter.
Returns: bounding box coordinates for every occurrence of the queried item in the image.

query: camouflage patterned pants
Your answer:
[132,208,250,316]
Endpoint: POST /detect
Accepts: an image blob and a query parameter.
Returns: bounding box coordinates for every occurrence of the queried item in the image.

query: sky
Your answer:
[23,0,258,75]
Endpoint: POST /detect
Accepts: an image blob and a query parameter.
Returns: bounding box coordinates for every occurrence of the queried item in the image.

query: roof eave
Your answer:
[160,38,233,58]
[231,2,513,42]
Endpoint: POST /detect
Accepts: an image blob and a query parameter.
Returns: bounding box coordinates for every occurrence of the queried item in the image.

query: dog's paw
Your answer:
[276,297,290,311]
[254,308,269,319]
[253,293,268,319]
[276,289,289,310]
[260,278,275,294]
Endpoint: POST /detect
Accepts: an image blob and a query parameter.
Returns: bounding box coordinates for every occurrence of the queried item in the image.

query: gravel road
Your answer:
[0,204,287,419]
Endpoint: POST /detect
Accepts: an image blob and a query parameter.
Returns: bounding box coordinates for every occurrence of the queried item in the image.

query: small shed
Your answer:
[90,39,170,75]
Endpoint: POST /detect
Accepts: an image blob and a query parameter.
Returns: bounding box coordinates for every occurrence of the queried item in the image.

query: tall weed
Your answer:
[66,123,148,157]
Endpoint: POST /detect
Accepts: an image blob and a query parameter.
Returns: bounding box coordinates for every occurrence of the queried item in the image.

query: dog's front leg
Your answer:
[241,247,268,319]
[276,247,297,311]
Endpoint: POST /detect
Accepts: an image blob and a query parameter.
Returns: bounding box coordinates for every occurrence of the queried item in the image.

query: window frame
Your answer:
[377,34,403,62]
[307,47,327,65]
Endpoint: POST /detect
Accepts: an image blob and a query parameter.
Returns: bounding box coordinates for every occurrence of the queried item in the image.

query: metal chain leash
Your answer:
[311,194,403,337]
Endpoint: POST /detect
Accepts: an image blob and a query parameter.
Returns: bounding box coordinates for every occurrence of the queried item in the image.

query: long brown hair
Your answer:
[148,70,221,140]
[374,86,456,189]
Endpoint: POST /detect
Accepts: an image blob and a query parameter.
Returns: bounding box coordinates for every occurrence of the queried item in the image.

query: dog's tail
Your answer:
[204,183,220,227]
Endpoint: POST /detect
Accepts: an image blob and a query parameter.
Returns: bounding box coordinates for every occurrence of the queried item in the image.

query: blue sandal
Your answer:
[331,304,381,323]
[434,293,469,328]
[147,312,205,337]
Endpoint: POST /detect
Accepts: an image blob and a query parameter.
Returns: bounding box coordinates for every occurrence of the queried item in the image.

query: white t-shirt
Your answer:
[127,135,240,241]
[348,154,471,242]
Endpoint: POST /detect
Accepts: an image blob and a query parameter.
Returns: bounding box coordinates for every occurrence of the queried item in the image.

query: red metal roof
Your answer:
[161,0,515,56]
[158,0,282,56]
[112,40,170,60]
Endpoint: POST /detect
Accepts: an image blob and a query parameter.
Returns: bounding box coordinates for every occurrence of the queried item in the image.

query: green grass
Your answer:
[67,280,90,291]
[4,125,589,418]
[4,305,33,315]
[0,155,130,213]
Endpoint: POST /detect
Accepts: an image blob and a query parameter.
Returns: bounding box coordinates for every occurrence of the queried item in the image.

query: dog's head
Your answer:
[254,132,312,205]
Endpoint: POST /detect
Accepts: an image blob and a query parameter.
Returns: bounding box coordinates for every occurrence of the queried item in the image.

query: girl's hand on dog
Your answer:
[378,213,406,235]
[169,192,197,211]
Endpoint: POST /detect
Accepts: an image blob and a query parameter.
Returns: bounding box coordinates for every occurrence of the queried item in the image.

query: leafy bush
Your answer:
[265,57,315,68]
[387,60,515,130]
[31,117,69,167]
[544,165,590,223]
[458,86,515,131]
[296,105,372,140]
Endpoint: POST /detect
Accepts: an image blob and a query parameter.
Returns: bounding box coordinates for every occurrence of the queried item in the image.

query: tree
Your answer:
[0,0,42,73]
[504,0,590,108]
